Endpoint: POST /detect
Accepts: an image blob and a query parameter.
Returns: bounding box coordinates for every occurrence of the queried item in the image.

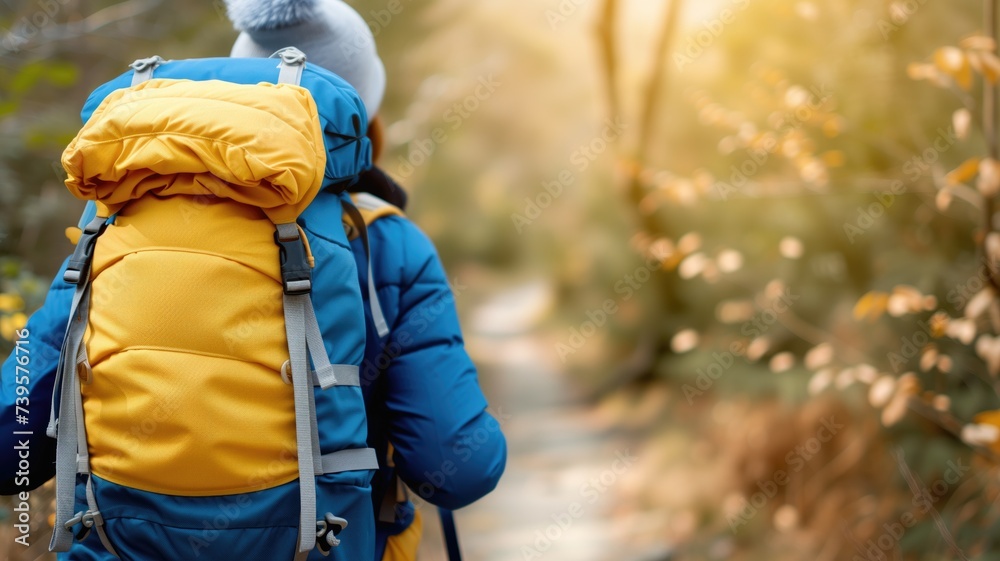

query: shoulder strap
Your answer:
[343,197,396,339]
[344,192,404,238]
[348,194,465,561]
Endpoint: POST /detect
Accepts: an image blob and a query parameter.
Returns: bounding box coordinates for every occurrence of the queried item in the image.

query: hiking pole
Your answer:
[439,508,462,561]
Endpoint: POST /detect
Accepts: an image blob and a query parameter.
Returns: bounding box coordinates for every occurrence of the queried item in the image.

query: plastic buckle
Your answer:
[64,218,107,285]
[65,511,90,541]
[316,514,348,555]
[274,230,312,295]
[273,47,306,66]
[129,55,165,73]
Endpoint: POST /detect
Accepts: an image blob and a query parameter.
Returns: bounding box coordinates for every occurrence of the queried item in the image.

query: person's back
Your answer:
[0,1,507,558]
[224,1,508,554]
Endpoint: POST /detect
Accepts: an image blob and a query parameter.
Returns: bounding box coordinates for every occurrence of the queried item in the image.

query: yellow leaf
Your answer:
[822,150,845,167]
[934,47,964,70]
[979,158,1000,197]
[0,293,24,313]
[853,291,889,322]
[882,393,910,427]
[965,287,996,319]
[946,158,980,186]
[975,409,1000,427]
[961,35,998,52]
[935,47,973,90]
[907,62,936,81]
[971,410,1000,453]
[981,51,1000,83]
[936,188,953,212]
[929,312,949,338]
[953,108,972,140]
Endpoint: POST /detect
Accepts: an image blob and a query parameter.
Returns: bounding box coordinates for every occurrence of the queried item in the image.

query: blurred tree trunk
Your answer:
[594,0,685,397]
[983,0,1000,296]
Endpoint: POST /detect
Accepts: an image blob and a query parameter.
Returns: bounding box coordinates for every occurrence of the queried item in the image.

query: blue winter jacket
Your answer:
[0,199,506,560]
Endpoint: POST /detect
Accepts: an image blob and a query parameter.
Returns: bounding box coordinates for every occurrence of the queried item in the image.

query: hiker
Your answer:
[0,1,506,559]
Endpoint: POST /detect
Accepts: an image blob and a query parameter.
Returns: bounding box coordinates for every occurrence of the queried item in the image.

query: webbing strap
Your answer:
[50,280,91,552]
[440,508,464,561]
[274,47,306,86]
[312,365,361,388]
[85,477,120,558]
[351,192,392,212]
[73,353,88,474]
[343,203,390,338]
[282,293,319,554]
[319,448,380,475]
[303,300,337,389]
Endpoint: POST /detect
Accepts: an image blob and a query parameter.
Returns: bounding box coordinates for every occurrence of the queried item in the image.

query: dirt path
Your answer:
[417,283,676,561]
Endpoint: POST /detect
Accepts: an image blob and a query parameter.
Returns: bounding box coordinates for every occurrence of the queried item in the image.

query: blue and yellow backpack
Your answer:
[48,49,383,561]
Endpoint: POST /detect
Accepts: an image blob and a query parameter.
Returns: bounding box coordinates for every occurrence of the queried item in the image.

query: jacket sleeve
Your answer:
[378,218,507,510]
[0,257,73,494]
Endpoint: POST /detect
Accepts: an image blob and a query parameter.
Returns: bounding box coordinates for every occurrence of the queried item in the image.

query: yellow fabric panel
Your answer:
[84,352,297,495]
[66,227,81,245]
[82,195,297,495]
[61,79,327,225]
[382,510,423,561]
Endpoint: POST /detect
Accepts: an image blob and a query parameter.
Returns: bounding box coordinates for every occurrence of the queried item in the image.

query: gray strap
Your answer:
[368,264,390,338]
[351,193,393,212]
[303,301,333,379]
[274,47,306,86]
[283,293,319,554]
[312,365,360,388]
[303,301,361,388]
[50,280,92,552]
[85,477,120,558]
[343,202,391,338]
[47,270,94,439]
[129,55,165,86]
[73,354,89,475]
[320,448,380,475]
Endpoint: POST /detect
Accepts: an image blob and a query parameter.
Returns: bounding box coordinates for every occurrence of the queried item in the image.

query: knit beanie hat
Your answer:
[227,0,386,119]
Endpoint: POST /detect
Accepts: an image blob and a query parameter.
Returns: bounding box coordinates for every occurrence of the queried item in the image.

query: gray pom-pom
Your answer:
[225,0,318,31]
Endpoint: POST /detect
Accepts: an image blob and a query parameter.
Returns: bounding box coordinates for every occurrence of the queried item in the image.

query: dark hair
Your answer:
[368,115,384,163]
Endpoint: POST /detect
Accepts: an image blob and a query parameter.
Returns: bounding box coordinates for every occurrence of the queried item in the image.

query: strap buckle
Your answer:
[273,46,307,66]
[274,225,312,295]
[64,510,101,541]
[316,514,348,555]
[64,217,107,285]
[272,47,307,86]
[129,55,165,73]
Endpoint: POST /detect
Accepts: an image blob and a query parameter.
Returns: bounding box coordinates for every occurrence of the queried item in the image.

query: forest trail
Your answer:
[418,282,677,561]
